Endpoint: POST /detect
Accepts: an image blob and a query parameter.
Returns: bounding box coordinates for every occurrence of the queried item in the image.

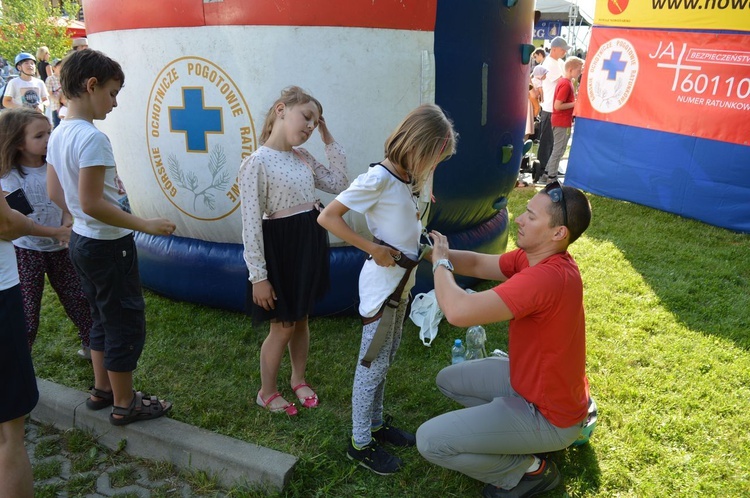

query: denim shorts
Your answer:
[69,232,145,372]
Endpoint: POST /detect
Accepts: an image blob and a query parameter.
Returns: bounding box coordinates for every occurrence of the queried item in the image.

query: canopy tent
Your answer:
[535,0,595,54]
[535,0,595,24]
[52,17,86,38]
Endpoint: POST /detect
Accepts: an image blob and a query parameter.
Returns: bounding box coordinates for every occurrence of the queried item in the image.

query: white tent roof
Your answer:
[535,0,595,25]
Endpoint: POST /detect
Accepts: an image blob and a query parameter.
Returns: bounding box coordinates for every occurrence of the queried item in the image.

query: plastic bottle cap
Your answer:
[454,339,462,346]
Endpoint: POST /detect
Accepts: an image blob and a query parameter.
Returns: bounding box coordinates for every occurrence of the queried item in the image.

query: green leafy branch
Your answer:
[169,145,230,211]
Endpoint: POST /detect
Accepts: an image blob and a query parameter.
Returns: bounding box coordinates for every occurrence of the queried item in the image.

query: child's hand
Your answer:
[252,280,276,310]
[61,211,73,228]
[371,244,401,267]
[318,116,334,145]
[53,225,72,246]
[143,218,176,236]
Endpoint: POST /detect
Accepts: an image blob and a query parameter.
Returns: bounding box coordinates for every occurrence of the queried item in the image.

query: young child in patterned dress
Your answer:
[0,108,91,356]
[239,86,349,416]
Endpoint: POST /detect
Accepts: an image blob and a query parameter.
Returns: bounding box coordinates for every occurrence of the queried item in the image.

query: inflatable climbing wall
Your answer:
[83,0,535,313]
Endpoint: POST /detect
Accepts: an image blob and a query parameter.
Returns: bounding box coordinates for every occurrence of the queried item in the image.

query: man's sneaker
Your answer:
[347,438,403,475]
[482,458,561,497]
[534,174,548,186]
[372,415,416,447]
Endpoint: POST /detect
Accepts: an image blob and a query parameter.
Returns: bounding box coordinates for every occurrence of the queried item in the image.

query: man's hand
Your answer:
[429,230,451,261]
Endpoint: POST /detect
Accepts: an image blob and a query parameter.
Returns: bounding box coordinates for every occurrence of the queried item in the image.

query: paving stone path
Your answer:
[26,419,228,498]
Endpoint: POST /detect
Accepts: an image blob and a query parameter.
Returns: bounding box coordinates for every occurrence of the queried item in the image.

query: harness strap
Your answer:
[360,238,419,368]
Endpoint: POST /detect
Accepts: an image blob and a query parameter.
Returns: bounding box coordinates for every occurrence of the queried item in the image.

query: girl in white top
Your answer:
[239,86,348,416]
[318,103,457,474]
[0,108,92,354]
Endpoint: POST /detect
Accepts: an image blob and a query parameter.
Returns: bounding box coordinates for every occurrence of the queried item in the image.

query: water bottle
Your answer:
[465,325,487,361]
[451,339,465,364]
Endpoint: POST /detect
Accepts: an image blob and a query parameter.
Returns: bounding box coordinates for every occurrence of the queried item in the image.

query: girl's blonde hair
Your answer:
[384,103,457,192]
[0,108,50,178]
[36,46,50,61]
[259,86,322,145]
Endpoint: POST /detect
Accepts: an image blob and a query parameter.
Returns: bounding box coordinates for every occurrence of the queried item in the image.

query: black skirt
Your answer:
[0,285,39,423]
[246,209,330,326]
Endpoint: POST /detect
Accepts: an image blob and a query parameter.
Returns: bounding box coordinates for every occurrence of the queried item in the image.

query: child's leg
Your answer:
[352,314,397,447]
[371,299,407,428]
[14,247,45,349]
[108,370,135,409]
[68,234,151,410]
[44,250,93,348]
[287,318,314,398]
[545,126,570,180]
[90,350,110,393]
[0,416,34,498]
[259,320,295,409]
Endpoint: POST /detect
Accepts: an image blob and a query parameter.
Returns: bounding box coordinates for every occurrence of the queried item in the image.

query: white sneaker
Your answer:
[77,347,92,360]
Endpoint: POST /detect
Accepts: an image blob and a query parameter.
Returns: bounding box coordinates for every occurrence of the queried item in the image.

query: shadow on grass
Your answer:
[582,195,750,350]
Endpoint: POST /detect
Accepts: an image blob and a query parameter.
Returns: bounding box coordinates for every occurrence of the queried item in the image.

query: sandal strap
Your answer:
[111,391,138,417]
[89,387,114,399]
[259,391,283,407]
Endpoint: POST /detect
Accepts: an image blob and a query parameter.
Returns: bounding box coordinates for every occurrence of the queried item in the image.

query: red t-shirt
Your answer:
[493,248,589,428]
[551,77,575,128]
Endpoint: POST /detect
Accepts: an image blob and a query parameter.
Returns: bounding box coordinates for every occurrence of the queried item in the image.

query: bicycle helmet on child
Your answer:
[15,52,36,68]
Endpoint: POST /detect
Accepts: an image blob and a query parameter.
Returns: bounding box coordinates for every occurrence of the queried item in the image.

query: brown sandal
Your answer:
[110,391,172,426]
[86,387,114,411]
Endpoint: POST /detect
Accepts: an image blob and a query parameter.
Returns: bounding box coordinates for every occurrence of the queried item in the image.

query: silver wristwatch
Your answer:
[432,258,454,274]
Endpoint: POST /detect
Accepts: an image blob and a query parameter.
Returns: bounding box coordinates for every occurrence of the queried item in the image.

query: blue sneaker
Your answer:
[347,438,403,475]
[372,415,416,447]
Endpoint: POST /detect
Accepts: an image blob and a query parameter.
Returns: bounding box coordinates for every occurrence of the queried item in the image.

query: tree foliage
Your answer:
[0,0,82,63]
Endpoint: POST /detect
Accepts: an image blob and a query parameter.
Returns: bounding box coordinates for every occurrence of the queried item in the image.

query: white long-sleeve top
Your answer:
[239,142,348,284]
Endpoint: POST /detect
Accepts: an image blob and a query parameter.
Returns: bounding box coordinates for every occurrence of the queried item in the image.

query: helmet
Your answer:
[15,52,36,67]
[570,396,598,447]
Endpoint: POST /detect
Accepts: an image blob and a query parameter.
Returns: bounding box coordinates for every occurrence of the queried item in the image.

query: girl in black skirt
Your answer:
[239,86,348,415]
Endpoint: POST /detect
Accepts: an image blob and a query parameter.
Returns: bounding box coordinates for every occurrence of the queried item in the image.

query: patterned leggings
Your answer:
[15,247,92,350]
[351,299,407,447]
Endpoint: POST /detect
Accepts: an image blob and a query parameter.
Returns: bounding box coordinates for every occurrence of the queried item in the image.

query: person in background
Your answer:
[531,65,548,108]
[71,38,89,51]
[535,36,569,186]
[543,57,584,185]
[35,46,52,82]
[45,58,63,128]
[530,47,545,70]
[417,181,592,498]
[2,53,48,113]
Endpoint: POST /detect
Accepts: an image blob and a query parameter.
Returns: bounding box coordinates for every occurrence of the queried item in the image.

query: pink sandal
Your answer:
[256,391,298,416]
[292,383,319,409]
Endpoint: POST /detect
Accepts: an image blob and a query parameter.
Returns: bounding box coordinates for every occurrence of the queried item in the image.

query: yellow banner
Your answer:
[595,0,750,31]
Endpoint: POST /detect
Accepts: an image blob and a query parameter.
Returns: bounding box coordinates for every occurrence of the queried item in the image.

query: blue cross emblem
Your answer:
[602,52,627,81]
[170,88,223,152]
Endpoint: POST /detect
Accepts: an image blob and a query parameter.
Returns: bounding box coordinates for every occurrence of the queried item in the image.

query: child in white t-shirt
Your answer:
[2,53,48,112]
[318,103,457,475]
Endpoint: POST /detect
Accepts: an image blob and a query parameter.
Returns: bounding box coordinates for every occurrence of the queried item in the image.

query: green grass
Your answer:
[31,187,750,497]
